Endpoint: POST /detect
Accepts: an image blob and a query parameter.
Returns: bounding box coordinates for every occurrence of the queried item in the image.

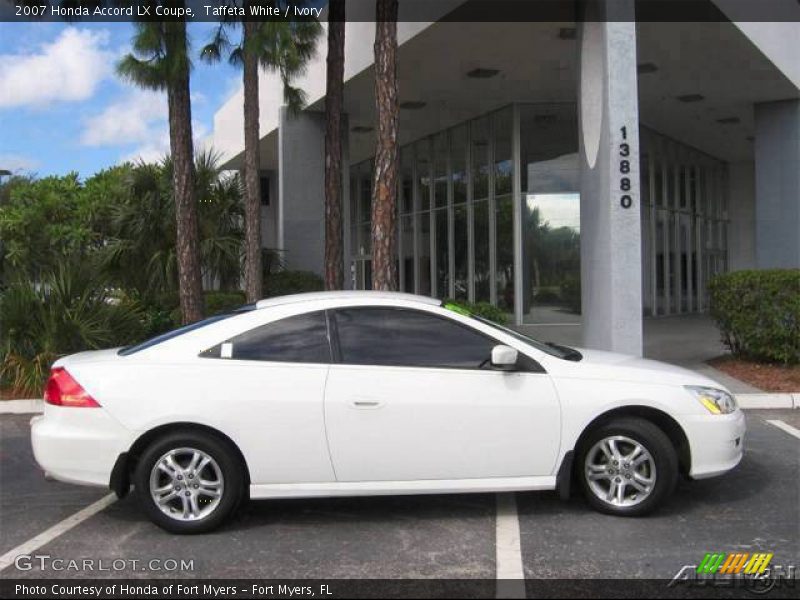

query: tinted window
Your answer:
[333,307,495,369]
[203,311,331,363]
[119,307,256,356]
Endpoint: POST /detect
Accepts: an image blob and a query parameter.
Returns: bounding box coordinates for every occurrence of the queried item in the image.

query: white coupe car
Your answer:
[31,291,745,533]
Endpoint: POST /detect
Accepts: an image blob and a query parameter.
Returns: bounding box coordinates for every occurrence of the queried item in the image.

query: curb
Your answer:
[736,393,798,410]
[1,394,799,414]
[0,399,43,414]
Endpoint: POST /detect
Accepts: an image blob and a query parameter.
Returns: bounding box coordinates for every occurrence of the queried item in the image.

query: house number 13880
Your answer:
[619,126,632,209]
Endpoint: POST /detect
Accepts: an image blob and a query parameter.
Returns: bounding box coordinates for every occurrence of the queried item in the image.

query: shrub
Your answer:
[263,270,324,298]
[442,299,509,325]
[166,290,249,328]
[709,269,800,364]
[205,290,248,314]
[0,262,145,396]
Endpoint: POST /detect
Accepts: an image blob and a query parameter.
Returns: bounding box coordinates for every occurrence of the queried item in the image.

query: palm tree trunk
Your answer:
[242,18,263,303]
[371,0,399,291]
[167,25,204,324]
[324,0,346,291]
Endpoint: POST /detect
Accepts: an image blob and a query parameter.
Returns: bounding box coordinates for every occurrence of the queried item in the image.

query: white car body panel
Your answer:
[30,291,745,499]
[324,365,560,481]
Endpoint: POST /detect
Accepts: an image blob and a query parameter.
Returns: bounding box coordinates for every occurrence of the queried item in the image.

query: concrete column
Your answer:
[754,99,800,268]
[278,107,326,275]
[578,2,643,356]
[727,161,756,271]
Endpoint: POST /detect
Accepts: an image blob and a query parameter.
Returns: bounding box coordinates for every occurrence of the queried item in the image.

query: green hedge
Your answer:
[708,269,800,364]
[263,270,324,298]
[442,299,509,325]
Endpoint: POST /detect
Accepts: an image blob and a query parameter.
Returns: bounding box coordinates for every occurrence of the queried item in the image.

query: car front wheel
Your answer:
[134,431,244,534]
[578,418,678,516]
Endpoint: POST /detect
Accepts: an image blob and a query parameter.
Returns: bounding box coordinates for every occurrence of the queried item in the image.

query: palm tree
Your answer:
[202,4,320,303]
[324,0,346,290]
[118,17,205,324]
[371,0,399,291]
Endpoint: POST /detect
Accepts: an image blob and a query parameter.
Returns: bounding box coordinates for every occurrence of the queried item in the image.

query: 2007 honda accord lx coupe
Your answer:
[31,291,745,533]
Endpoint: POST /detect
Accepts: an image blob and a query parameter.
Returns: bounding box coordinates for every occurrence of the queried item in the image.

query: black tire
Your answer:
[577,417,678,517]
[134,431,244,534]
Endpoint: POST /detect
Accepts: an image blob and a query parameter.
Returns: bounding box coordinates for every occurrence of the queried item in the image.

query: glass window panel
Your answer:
[471,117,490,200]
[417,211,431,296]
[433,132,448,208]
[434,208,449,298]
[495,195,514,312]
[474,200,490,302]
[416,139,431,212]
[401,214,415,293]
[207,312,330,364]
[400,147,414,214]
[453,204,468,300]
[493,108,513,197]
[333,308,495,369]
[451,125,468,205]
[519,105,580,324]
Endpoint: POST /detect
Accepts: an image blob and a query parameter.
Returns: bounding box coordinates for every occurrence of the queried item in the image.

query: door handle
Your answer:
[349,398,385,409]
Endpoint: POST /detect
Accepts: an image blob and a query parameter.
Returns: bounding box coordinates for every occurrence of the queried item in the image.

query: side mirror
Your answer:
[491,345,518,371]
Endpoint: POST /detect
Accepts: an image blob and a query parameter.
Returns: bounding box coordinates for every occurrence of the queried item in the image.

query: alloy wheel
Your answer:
[584,435,657,508]
[149,447,225,521]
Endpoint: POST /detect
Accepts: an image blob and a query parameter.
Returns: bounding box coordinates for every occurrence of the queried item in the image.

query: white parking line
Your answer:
[766,419,800,441]
[0,493,116,572]
[495,493,525,599]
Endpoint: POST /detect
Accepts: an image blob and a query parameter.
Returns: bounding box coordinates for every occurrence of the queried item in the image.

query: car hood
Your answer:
[546,347,729,390]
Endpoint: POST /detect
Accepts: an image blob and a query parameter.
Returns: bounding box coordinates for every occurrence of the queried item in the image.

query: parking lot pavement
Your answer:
[0,415,107,556]
[0,411,797,581]
[517,413,800,579]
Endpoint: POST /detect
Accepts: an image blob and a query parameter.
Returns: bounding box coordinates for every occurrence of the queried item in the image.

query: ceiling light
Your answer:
[637,62,658,74]
[466,68,501,79]
[676,94,705,103]
[558,27,576,40]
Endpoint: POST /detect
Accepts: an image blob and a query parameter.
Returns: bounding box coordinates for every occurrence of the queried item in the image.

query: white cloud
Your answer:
[0,153,39,173]
[81,89,167,147]
[83,85,211,166]
[121,119,211,165]
[0,28,113,109]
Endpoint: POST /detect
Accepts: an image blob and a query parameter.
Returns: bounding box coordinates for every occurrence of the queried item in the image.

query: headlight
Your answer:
[685,386,737,415]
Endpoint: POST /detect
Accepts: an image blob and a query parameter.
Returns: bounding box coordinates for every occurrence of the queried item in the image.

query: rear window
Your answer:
[118,305,256,356]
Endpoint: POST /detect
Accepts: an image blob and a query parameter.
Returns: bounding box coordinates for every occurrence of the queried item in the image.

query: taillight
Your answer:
[43,368,100,408]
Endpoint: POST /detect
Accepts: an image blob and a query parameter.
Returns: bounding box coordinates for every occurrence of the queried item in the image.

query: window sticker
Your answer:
[220,342,233,359]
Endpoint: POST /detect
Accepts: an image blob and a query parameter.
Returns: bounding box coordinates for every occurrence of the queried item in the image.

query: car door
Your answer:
[197,310,335,485]
[323,306,561,482]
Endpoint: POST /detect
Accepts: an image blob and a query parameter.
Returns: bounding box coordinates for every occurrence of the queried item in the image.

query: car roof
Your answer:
[254,290,441,310]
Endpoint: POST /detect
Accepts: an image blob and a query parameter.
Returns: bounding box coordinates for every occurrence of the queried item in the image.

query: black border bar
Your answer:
[1,0,800,23]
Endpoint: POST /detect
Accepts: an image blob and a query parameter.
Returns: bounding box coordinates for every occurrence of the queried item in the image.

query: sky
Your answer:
[0,21,243,178]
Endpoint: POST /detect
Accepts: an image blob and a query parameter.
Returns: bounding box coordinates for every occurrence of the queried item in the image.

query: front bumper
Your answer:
[31,405,131,487]
[682,409,746,480]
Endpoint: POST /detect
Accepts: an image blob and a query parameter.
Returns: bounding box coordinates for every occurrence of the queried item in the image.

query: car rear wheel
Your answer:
[578,418,678,517]
[134,431,244,534]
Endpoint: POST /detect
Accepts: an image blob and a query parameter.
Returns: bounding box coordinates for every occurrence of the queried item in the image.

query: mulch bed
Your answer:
[708,356,800,393]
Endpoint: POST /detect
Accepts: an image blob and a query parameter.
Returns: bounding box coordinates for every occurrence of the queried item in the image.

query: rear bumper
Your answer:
[682,409,746,480]
[30,405,131,487]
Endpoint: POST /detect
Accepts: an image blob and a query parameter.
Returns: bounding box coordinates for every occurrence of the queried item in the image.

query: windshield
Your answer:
[118,304,256,356]
[445,306,583,361]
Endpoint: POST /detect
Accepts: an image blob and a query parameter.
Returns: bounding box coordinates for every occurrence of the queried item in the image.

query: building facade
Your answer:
[210,0,800,356]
